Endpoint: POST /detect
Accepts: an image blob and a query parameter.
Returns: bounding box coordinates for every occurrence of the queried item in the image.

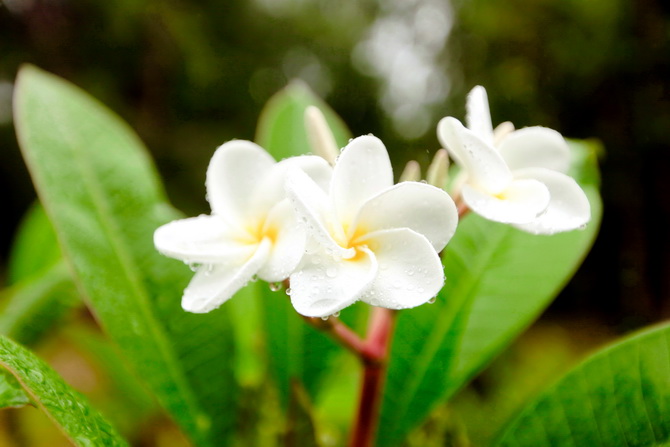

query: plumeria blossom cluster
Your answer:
[154,86,590,317]
[438,86,591,234]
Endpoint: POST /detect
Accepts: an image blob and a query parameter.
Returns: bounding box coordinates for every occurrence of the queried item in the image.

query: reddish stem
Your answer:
[301,306,397,447]
[349,307,396,447]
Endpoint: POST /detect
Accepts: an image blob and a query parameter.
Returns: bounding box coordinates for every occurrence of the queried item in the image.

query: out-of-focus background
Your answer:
[1,0,669,444]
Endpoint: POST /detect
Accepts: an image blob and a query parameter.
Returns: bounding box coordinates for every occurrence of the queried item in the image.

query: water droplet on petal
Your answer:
[428,296,437,304]
[269,282,282,292]
[321,315,330,321]
[326,267,338,278]
[251,275,258,282]
[332,311,340,318]
[286,287,292,295]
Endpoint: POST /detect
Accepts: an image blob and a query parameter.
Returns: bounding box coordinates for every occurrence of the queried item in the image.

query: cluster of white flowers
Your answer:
[154,86,590,318]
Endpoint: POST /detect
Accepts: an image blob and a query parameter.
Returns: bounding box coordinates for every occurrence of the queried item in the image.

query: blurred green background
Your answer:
[1,0,669,444]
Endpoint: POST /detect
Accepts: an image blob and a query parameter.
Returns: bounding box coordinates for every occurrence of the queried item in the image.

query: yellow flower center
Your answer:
[236,218,277,246]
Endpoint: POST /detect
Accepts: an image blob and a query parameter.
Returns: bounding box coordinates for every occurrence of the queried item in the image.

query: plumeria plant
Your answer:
[1,64,668,447]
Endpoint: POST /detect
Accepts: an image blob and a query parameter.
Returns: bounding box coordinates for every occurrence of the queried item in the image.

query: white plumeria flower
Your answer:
[286,135,459,318]
[438,85,590,234]
[154,140,331,313]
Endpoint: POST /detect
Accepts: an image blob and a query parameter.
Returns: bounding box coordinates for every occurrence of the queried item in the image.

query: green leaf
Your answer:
[284,381,321,447]
[14,65,237,445]
[64,325,158,437]
[256,80,350,161]
[0,261,79,346]
[255,82,356,409]
[0,369,31,408]
[262,290,343,408]
[7,202,62,284]
[1,203,80,346]
[377,141,603,446]
[494,322,670,446]
[0,335,128,446]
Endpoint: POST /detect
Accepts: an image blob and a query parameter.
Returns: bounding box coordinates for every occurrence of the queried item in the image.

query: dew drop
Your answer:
[251,275,258,282]
[332,311,341,318]
[321,315,330,321]
[428,296,437,304]
[28,370,44,383]
[188,262,202,272]
[286,287,292,295]
[269,282,282,292]
[326,267,338,278]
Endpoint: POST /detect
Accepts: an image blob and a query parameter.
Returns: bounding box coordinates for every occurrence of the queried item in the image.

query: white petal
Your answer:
[512,168,591,234]
[498,127,571,173]
[286,168,353,258]
[252,155,332,215]
[206,140,275,219]
[437,117,512,194]
[256,200,306,282]
[289,247,378,318]
[154,215,255,263]
[352,182,458,252]
[331,135,394,225]
[462,178,551,224]
[182,238,272,313]
[465,85,494,146]
[360,228,444,309]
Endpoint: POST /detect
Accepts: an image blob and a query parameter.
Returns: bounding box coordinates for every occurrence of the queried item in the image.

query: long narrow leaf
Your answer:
[14,65,237,445]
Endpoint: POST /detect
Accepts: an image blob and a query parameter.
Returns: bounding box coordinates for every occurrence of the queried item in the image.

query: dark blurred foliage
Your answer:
[1,0,669,331]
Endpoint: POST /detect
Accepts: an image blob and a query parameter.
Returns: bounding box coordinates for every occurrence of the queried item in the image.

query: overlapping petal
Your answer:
[438,117,512,194]
[286,168,353,258]
[252,155,332,215]
[352,182,458,252]
[290,247,378,317]
[182,238,272,313]
[153,215,255,263]
[206,140,275,220]
[257,200,306,281]
[512,167,591,234]
[360,228,444,309]
[498,127,571,173]
[331,135,394,225]
[461,179,551,224]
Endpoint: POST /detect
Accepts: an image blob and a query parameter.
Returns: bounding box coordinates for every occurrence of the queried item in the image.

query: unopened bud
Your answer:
[426,149,449,189]
[305,106,339,164]
[493,121,515,146]
[399,160,421,182]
